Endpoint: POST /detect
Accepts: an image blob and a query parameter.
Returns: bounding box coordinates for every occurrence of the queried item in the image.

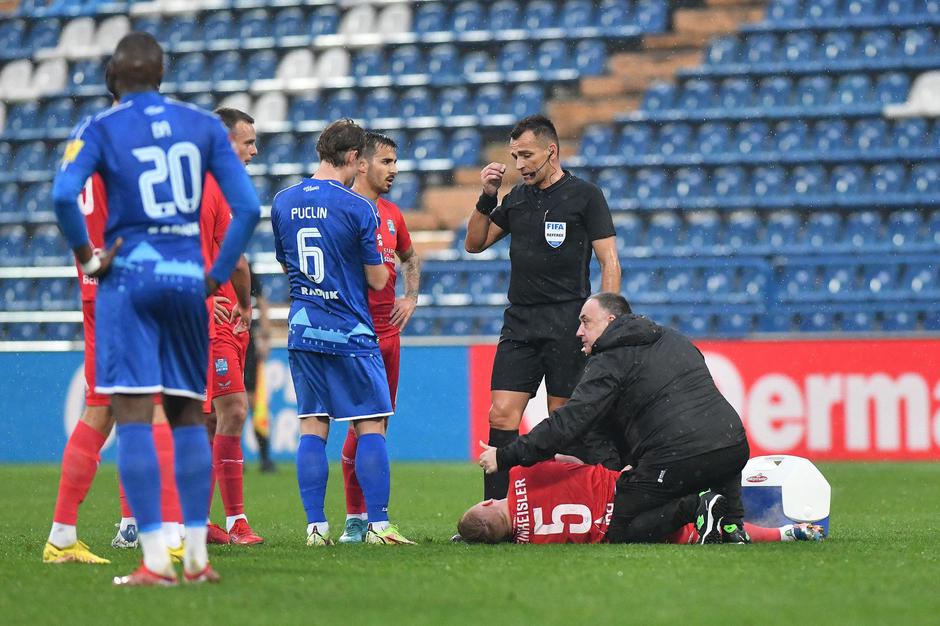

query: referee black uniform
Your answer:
[476,170,617,496]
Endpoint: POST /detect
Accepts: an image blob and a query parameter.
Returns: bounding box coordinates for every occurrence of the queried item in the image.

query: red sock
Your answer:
[118,480,132,518]
[214,434,244,517]
[153,421,182,523]
[744,523,782,543]
[666,523,697,545]
[341,427,365,515]
[53,421,107,525]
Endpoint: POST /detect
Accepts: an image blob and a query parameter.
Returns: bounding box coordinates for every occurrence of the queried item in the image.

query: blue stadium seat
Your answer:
[844,211,882,248]
[245,50,278,82]
[706,36,740,65]
[717,311,754,335]
[894,118,929,150]
[256,134,297,167]
[5,102,40,134]
[859,29,895,60]
[795,75,832,107]
[309,6,339,36]
[717,78,753,109]
[489,0,520,30]
[813,119,850,152]
[713,165,746,197]
[509,84,543,118]
[928,210,940,246]
[852,118,888,151]
[642,82,676,111]
[618,124,653,156]
[75,97,109,122]
[646,212,681,248]
[773,120,808,153]
[361,88,398,121]
[768,0,801,20]
[735,121,769,155]
[622,269,653,299]
[765,211,800,249]
[70,58,101,89]
[173,53,209,84]
[782,31,816,64]
[400,87,434,118]
[725,211,760,248]
[862,264,899,299]
[751,166,785,197]
[596,168,630,204]
[697,122,732,156]
[791,164,827,198]
[886,210,922,248]
[353,48,386,78]
[905,262,938,296]
[386,172,420,209]
[830,164,867,195]
[804,211,842,249]
[133,16,161,39]
[536,41,571,72]
[289,97,322,124]
[30,224,69,265]
[452,1,486,32]
[561,0,594,29]
[450,129,481,167]
[203,11,236,44]
[39,277,76,310]
[390,46,424,76]
[598,0,633,29]
[0,183,19,215]
[0,19,25,52]
[820,31,856,63]
[614,214,642,250]
[253,176,272,205]
[411,129,446,161]
[12,142,49,174]
[247,229,275,256]
[910,162,940,195]
[524,0,557,30]
[686,212,721,249]
[702,265,734,296]
[272,7,306,39]
[462,50,493,75]
[324,89,361,120]
[756,76,793,109]
[846,0,878,17]
[674,167,707,198]
[833,74,872,106]
[499,41,532,73]
[6,322,40,341]
[211,51,243,83]
[414,3,448,34]
[0,225,28,265]
[438,86,472,117]
[677,79,714,110]
[663,266,698,295]
[580,125,614,158]
[885,0,916,16]
[473,85,506,117]
[807,0,839,20]
[744,32,779,64]
[575,40,607,76]
[657,123,693,156]
[44,322,80,342]
[822,265,858,299]
[25,18,61,52]
[239,9,271,40]
[881,310,917,331]
[841,309,875,331]
[875,72,910,105]
[635,168,669,199]
[428,44,460,81]
[898,27,934,58]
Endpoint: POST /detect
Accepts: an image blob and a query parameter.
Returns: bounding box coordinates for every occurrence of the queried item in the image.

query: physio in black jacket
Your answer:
[479,293,751,544]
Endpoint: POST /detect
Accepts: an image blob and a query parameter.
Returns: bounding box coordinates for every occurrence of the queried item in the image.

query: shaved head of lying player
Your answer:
[457,499,512,544]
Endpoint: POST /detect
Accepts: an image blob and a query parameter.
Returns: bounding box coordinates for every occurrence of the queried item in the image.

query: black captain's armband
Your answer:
[475,192,498,216]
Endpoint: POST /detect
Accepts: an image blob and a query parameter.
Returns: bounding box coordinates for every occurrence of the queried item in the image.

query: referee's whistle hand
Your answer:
[478,441,498,474]
[480,162,506,197]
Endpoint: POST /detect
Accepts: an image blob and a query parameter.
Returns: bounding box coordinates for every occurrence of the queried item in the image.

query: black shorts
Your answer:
[244,331,258,393]
[491,300,586,398]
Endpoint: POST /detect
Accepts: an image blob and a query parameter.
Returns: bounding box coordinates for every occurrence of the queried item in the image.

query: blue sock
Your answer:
[355,433,390,524]
[116,423,162,533]
[171,425,212,528]
[297,434,328,524]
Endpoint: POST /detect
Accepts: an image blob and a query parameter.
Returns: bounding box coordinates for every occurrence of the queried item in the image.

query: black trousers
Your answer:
[605,440,750,544]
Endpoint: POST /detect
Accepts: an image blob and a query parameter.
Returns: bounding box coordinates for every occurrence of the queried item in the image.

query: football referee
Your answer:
[465,115,621,499]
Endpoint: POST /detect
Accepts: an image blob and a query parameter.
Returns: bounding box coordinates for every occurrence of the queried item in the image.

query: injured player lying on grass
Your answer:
[456,460,825,545]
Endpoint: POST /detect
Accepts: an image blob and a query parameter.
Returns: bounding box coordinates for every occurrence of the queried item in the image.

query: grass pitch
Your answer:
[0,462,937,625]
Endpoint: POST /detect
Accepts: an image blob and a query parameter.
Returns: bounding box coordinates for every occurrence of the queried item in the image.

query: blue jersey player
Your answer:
[52,33,260,586]
[271,119,413,545]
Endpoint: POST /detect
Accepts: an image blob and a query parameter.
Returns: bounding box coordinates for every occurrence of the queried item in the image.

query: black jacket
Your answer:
[496,315,747,470]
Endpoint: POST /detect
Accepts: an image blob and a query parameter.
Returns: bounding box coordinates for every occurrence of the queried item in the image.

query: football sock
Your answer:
[214,434,245,518]
[139,529,171,575]
[171,425,212,529]
[118,482,132,518]
[778,524,796,542]
[119,517,136,532]
[183,525,209,574]
[162,522,182,549]
[735,523,777,543]
[355,433,390,524]
[153,421,182,524]
[347,513,368,522]
[52,420,106,527]
[48,523,76,549]
[116,423,162,533]
[225,514,247,532]
[307,522,329,537]
[483,428,518,500]
[341,427,366,515]
[297,434,328,524]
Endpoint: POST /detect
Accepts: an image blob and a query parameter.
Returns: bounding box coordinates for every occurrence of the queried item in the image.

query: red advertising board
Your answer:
[469,339,940,461]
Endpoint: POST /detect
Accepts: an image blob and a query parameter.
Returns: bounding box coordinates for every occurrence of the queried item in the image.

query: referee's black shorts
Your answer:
[491,299,587,399]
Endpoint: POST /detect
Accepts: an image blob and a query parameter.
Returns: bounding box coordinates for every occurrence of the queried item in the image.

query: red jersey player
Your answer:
[44,169,184,564]
[199,107,263,545]
[457,461,825,545]
[338,132,422,544]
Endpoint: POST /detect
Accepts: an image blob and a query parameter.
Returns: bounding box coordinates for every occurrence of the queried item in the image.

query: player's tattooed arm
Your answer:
[230,255,252,334]
[390,246,420,329]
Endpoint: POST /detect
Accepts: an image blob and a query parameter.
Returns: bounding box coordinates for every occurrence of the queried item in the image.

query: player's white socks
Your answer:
[370,521,390,532]
[119,517,137,532]
[346,513,367,522]
[779,524,796,541]
[307,522,329,537]
[162,522,182,549]
[183,526,209,574]
[225,514,247,533]
[139,529,172,576]
[48,522,77,549]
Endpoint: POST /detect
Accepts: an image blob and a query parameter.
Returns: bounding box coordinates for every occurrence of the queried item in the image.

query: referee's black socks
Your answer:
[483,428,519,500]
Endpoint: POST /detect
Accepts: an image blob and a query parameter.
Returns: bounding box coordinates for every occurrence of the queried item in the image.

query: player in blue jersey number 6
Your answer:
[52,32,260,586]
[271,119,414,546]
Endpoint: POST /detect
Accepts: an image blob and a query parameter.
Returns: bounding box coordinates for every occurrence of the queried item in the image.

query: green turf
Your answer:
[0,462,937,625]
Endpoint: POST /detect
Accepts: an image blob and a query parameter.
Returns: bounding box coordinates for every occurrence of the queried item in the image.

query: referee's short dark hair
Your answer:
[317,118,366,167]
[214,107,255,132]
[362,131,398,160]
[589,292,633,317]
[510,114,560,148]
